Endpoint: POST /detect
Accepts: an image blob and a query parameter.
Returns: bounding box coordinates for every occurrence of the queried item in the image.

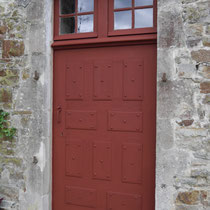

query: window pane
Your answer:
[135,0,153,6]
[60,0,75,15]
[78,15,94,33]
[78,0,94,12]
[114,10,132,30]
[114,0,132,9]
[60,17,75,34]
[135,8,153,28]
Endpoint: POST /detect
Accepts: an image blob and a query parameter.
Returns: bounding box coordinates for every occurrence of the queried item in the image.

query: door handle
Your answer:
[57,106,62,124]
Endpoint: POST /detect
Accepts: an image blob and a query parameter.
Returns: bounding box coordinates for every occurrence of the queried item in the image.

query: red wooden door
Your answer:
[53,43,156,210]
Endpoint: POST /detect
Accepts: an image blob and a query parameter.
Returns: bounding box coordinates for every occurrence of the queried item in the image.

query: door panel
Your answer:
[53,44,156,210]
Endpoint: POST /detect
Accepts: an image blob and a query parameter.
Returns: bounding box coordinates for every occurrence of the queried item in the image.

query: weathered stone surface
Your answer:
[0,26,7,34]
[191,169,210,178]
[22,69,30,80]
[176,191,200,205]
[177,119,194,127]
[176,205,202,210]
[0,70,19,86]
[183,7,200,24]
[176,127,208,137]
[206,26,210,35]
[157,1,210,210]
[0,88,12,103]
[182,0,199,4]
[191,50,210,62]
[0,1,52,210]
[26,1,44,20]
[202,66,210,79]
[17,0,32,7]
[0,185,19,201]
[157,119,174,149]
[177,64,195,79]
[203,37,210,47]
[185,24,203,47]
[200,82,210,94]
[186,37,201,48]
[2,40,24,58]
[183,2,209,24]
[203,95,210,104]
[158,7,185,48]
[186,24,203,37]
[158,80,194,118]
[194,149,210,160]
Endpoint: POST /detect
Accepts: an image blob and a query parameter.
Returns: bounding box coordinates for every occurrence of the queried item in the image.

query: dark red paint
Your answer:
[53,1,156,210]
[53,44,156,210]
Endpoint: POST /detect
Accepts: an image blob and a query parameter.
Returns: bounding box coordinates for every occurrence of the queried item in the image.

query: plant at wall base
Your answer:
[0,110,16,139]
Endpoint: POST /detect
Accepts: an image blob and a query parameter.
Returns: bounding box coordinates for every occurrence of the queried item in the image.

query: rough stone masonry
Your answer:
[0,0,52,209]
[157,0,210,209]
[0,0,209,210]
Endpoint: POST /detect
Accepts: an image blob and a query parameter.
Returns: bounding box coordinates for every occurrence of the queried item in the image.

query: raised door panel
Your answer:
[93,60,113,101]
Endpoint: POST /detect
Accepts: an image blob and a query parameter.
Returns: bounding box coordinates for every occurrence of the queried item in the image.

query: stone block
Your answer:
[183,2,209,24]
[177,119,194,127]
[194,149,210,160]
[182,0,199,4]
[2,40,24,58]
[177,127,208,137]
[186,24,203,36]
[0,157,22,167]
[0,70,6,77]
[0,26,7,34]
[0,70,19,86]
[191,169,210,178]
[183,6,201,24]
[203,95,210,104]
[158,8,185,48]
[157,119,174,149]
[177,64,195,78]
[157,49,174,80]
[191,50,210,62]
[202,66,210,79]
[22,69,30,80]
[200,82,210,94]
[17,0,31,7]
[206,26,210,35]
[158,80,193,118]
[176,191,200,205]
[185,24,203,47]
[0,88,12,103]
[202,37,210,47]
[186,37,201,48]
[26,1,44,20]
[29,23,45,53]
[176,205,202,210]
[0,185,19,201]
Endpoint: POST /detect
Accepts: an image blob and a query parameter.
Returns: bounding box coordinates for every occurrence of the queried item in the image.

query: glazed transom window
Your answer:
[59,0,95,34]
[113,0,154,30]
[54,0,157,40]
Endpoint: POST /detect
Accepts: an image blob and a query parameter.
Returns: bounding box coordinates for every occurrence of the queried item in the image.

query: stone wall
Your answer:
[0,0,53,209]
[0,0,209,210]
[157,0,210,209]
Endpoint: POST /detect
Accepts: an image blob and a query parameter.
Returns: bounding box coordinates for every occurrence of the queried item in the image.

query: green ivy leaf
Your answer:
[0,110,16,139]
